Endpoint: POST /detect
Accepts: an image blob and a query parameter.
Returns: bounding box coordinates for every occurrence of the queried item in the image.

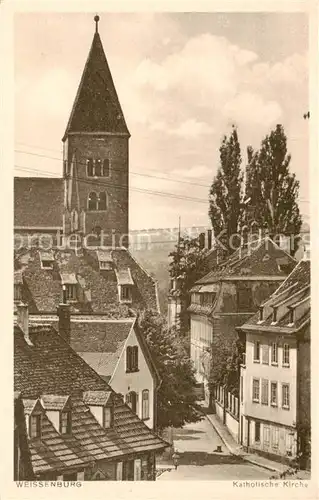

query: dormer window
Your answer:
[30,414,42,439]
[272,307,278,324]
[83,391,113,429]
[60,410,72,434]
[259,307,263,321]
[14,270,23,302]
[60,274,78,303]
[40,251,55,270]
[121,285,132,303]
[288,307,295,325]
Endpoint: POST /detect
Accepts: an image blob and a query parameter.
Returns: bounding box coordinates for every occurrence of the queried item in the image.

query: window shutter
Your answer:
[133,346,138,370]
[116,462,123,481]
[134,459,142,480]
[126,347,131,371]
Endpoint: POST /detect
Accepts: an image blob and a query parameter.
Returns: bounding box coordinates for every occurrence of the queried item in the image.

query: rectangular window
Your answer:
[283,344,290,366]
[237,284,253,311]
[270,382,278,406]
[282,383,290,409]
[271,343,278,364]
[29,414,41,438]
[252,378,260,403]
[103,406,113,428]
[60,411,71,434]
[41,260,54,270]
[142,390,150,420]
[116,462,123,481]
[271,427,279,449]
[134,459,142,481]
[261,379,269,405]
[65,284,77,301]
[14,284,22,302]
[126,346,138,372]
[253,341,260,362]
[121,285,132,302]
[263,426,270,446]
[262,344,269,364]
[255,421,261,442]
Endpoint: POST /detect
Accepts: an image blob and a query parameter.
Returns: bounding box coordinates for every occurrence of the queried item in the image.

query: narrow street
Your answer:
[158,416,270,480]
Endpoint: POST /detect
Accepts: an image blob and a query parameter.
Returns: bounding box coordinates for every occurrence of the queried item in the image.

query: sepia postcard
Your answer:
[1,0,318,499]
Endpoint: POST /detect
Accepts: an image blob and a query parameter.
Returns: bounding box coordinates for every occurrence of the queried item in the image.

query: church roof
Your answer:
[14,177,63,229]
[63,30,130,140]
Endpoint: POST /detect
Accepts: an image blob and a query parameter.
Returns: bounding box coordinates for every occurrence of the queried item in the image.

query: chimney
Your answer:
[57,285,71,343]
[198,232,205,250]
[16,303,32,346]
[207,229,212,250]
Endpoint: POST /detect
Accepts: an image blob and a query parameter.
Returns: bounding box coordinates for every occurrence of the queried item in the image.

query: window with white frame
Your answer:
[255,421,261,442]
[252,378,260,403]
[142,390,150,420]
[29,414,42,439]
[14,284,22,302]
[116,462,123,481]
[282,383,290,409]
[270,382,278,406]
[262,344,269,364]
[261,379,269,405]
[271,342,278,364]
[283,344,290,366]
[263,425,270,446]
[253,341,260,362]
[120,285,132,303]
[59,411,72,434]
[271,427,279,449]
[65,284,77,302]
[103,406,113,428]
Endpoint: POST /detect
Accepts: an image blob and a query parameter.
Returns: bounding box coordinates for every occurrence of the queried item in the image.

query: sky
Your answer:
[14,12,309,230]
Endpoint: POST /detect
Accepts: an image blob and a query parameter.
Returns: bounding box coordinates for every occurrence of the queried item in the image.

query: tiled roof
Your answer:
[14,324,167,476]
[41,395,70,411]
[196,238,296,284]
[116,268,134,285]
[63,33,130,140]
[78,350,124,379]
[14,177,63,228]
[14,247,158,314]
[83,390,112,406]
[239,260,310,333]
[39,251,55,262]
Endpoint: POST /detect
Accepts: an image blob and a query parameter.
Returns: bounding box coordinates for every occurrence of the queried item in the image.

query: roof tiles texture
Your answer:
[14,325,166,476]
[197,238,296,284]
[14,247,158,314]
[14,178,64,228]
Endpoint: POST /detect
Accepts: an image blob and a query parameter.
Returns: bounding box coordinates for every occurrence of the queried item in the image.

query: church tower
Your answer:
[62,16,130,248]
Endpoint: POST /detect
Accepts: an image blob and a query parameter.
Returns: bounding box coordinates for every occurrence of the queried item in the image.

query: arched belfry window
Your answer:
[87,159,94,177]
[103,159,110,177]
[88,192,98,211]
[98,192,107,211]
[95,159,102,177]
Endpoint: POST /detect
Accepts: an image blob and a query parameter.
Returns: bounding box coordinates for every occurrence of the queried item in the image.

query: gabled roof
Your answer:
[14,323,167,477]
[239,260,311,334]
[83,390,112,406]
[41,395,71,411]
[63,32,130,140]
[14,177,64,229]
[116,268,134,285]
[196,238,296,284]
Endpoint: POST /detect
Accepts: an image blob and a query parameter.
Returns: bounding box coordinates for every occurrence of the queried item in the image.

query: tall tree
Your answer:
[208,126,244,255]
[245,124,302,247]
[138,310,202,430]
[169,235,209,334]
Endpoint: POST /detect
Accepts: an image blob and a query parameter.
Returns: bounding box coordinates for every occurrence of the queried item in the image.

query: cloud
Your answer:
[249,53,308,87]
[223,92,282,127]
[171,164,212,179]
[151,119,214,138]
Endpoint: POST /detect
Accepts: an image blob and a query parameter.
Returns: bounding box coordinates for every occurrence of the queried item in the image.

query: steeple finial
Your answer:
[94,15,100,33]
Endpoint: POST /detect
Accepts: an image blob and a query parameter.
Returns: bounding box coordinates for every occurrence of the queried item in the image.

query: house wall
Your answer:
[190,314,213,384]
[110,327,154,429]
[243,417,297,459]
[243,332,297,428]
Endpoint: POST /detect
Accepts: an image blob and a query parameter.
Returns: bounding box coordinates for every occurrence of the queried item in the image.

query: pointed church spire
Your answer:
[62,15,130,141]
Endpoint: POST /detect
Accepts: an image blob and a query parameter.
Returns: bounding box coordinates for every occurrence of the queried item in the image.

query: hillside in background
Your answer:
[130,226,206,314]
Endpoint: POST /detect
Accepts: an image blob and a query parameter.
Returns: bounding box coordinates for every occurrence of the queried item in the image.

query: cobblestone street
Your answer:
[158,417,271,480]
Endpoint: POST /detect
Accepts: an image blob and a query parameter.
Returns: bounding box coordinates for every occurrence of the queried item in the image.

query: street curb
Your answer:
[204,414,286,474]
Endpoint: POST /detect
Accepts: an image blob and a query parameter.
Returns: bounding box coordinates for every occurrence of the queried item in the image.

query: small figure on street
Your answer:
[172,450,180,470]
